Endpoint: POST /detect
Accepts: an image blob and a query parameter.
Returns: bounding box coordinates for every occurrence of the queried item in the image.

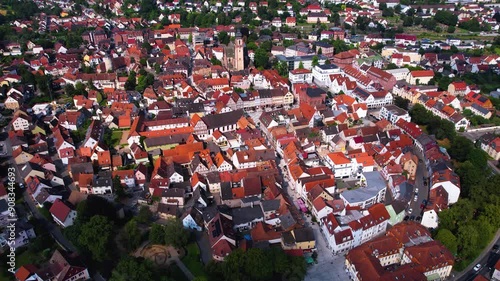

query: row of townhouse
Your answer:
[345,221,454,281]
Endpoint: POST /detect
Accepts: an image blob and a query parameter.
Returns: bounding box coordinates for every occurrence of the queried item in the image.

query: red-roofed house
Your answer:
[447,81,468,96]
[325,152,353,178]
[430,168,460,204]
[49,199,76,228]
[285,17,296,27]
[321,213,354,255]
[406,70,434,85]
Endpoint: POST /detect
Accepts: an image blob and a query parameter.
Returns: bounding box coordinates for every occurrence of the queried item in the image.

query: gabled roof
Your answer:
[49,199,72,222]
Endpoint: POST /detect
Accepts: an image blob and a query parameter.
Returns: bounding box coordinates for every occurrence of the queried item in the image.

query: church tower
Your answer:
[234,30,244,71]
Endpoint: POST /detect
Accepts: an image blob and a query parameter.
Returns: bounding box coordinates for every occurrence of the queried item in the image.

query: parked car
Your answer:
[415,188,419,193]
[408,208,413,214]
[414,195,418,202]
[473,264,481,272]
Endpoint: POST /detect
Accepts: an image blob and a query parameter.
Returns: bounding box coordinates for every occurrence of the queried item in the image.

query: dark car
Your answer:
[493,244,499,251]
[410,216,415,221]
[404,216,409,221]
[416,216,421,221]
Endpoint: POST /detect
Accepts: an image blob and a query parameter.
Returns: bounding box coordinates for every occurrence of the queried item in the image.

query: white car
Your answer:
[473,264,481,272]
[408,208,413,214]
[415,188,419,193]
[414,195,418,202]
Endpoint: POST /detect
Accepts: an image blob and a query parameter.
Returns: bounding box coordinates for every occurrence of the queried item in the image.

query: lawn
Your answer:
[437,138,451,149]
[181,243,207,278]
[16,247,49,267]
[111,131,123,146]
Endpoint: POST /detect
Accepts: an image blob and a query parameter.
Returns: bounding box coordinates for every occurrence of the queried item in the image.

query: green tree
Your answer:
[137,206,153,225]
[394,96,409,110]
[120,219,142,251]
[218,31,230,45]
[435,229,458,255]
[457,223,479,258]
[298,61,304,69]
[210,57,222,66]
[76,195,117,223]
[113,175,126,198]
[332,39,350,54]
[458,18,481,32]
[403,16,414,27]
[312,55,319,67]
[394,4,401,14]
[110,257,155,281]
[136,73,155,92]
[275,61,289,77]
[409,104,430,124]
[468,148,487,169]
[448,136,473,162]
[64,84,77,97]
[244,248,274,280]
[125,71,137,91]
[434,10,458,26]
[79,215,114,261]
[164,219,189,248]
[254,47,269,69]
[149,223,165,244]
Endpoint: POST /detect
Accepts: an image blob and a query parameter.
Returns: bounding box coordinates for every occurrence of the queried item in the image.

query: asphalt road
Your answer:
[456,236,500,281]
[404,148,429,220]
[460,128,499,142]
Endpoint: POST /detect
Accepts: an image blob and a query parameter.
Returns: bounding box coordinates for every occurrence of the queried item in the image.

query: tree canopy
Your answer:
[434,10,458,26]
[78,215,115,262]
[206,248,307,281]
[110,257,156,281]
[148,219,189,248]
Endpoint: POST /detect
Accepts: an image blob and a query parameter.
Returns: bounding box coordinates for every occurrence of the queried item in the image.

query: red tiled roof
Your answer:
[410,70,434,78]
[49,199,71,222]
